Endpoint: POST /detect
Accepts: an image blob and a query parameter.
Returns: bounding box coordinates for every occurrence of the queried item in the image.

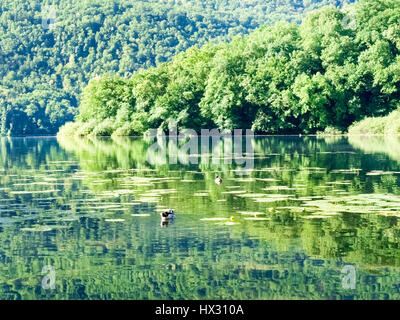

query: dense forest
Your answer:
[59,0,400,137]
[0,0,354,136]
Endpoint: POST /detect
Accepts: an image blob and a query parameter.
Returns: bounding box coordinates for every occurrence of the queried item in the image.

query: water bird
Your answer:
[215,176,223,185]
[160,209,175,221]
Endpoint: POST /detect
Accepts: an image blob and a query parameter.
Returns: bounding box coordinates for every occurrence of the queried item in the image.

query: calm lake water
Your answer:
[1,135,400,299]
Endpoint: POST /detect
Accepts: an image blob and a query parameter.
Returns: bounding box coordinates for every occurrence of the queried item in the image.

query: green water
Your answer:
[1,135,400,299]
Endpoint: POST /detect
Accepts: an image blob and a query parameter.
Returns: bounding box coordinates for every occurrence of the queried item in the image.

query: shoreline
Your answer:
[3,133,400,139]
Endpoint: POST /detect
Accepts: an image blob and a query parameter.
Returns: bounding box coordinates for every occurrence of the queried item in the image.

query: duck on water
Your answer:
[160,209,175,221]
[215,176,222,185]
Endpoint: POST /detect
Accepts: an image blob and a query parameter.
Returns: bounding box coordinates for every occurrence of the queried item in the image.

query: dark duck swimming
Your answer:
[160,209,175,221]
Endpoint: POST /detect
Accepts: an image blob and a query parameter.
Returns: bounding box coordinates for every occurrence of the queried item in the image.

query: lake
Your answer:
[1,135,400,299]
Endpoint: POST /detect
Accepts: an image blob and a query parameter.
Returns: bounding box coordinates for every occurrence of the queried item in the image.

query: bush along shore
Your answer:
[58,0,400,138]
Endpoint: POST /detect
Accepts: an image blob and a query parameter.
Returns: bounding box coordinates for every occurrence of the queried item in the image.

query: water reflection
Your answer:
[0,136,399,299]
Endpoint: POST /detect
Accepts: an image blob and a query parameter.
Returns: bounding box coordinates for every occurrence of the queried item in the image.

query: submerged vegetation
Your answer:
[59,0,400,137]
[2,136,400,298]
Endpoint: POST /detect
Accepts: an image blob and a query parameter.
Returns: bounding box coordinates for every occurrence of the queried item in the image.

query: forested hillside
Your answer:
[59,0,400,137]
[0,0,354,136]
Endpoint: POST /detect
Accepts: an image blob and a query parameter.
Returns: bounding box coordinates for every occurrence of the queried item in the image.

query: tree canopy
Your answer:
[0,0,355,136]
[59,0,399,137]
